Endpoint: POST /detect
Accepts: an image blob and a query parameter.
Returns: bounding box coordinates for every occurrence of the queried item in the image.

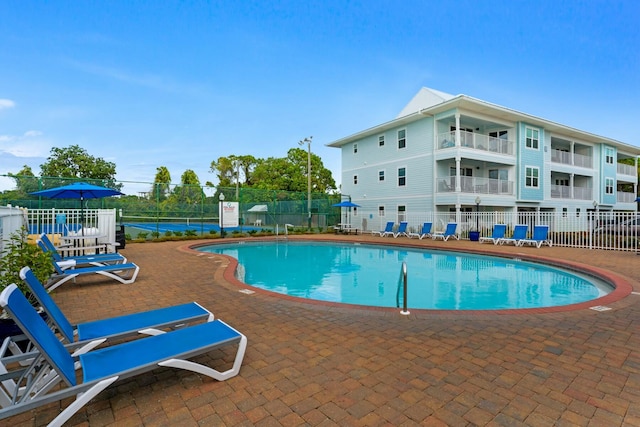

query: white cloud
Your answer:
[0,130,51,158]
[0,99,16,110]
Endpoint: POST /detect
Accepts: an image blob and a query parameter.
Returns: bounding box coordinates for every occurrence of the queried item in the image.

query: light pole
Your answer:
[475,196,481,231]
[219,192,225,238]
[299,136,313,229]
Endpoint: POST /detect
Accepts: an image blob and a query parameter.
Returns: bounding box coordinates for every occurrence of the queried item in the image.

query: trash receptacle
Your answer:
[469,231,480,242]
[115,225,126,251]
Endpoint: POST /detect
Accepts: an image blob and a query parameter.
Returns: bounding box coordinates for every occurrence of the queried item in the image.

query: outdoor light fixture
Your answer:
[219,192,225,238]
[298,136,313,229]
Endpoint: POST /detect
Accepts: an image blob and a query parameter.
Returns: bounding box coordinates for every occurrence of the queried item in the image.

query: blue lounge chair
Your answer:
[479,224,507,245]
[20,266,213,353]
[432,223,458,241]
[38,233,126,269]
[374,221,395,237]
[520,225,552,248]
[0,284,247,426]
[408,222,432,240]
[48,256,140,292]
[498,224,528,246]
[393,221,409,238]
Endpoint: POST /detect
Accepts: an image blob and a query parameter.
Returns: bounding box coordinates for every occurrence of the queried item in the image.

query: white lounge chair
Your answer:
[20,266,214,353]
[408,222,432,240]
[0,284,247,427]
[48,256,140,291]
[520,225,552,248]
[393,221,409,238]
[38,233,126,269]
[432,223,459,241]
[498,224,528,246]
[374,221,395,237]
[479,224,507,245]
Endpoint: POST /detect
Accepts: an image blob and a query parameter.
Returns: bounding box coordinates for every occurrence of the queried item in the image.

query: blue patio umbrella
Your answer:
[332,201,361,208]
[31,182,123,234]
[332,201,361,225]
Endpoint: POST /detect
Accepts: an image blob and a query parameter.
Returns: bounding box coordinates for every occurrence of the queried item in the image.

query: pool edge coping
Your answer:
[181,237,635,315]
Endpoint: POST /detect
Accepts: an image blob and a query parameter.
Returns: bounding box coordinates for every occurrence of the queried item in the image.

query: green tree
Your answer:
[39,145,121,190]
[8,165,40,194]
[211,150,335,193]
[252,148,336,193]
[209,155,259,188]
[152,166,172,201]
[169,169,203,206]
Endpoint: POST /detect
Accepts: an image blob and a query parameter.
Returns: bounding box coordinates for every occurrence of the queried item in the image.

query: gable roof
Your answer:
[396,87,455,118]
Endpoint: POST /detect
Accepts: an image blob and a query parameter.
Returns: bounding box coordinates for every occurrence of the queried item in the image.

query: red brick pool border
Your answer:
[184,237,633,315]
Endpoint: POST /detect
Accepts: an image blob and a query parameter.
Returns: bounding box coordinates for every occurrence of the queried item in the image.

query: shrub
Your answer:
[185,229,197,237]
[0,228,55,308]
[164,231,173,237]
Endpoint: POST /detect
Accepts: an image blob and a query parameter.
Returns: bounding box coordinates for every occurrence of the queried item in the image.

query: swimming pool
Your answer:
[199,241,612,310]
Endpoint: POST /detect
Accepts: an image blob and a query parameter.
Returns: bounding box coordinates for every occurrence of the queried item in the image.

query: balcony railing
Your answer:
[617,191,636,203]
[550,185,593,200]
[437,176,514,195]
[617,163,636,176]
[550,149,593,168]
[437,131,514,155]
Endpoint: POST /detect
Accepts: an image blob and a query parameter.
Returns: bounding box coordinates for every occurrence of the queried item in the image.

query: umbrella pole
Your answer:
[80,195,85,236]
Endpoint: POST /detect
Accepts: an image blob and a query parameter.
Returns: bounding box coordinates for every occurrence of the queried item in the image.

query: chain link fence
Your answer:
[1,176,343,235]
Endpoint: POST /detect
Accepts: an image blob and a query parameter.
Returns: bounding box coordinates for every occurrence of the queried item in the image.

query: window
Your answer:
[576,208,581,217]
[397,205,406,222]
[562,207,568,217]
[353,175,358,185]
[378,135,385,147]
[398,168,406,186]
[489,169,509,193]
[378,206,385,217]
[397,129,406,149]
[489,130,508,139]
[489,131,508,152]
[525,167,539,187]
[605,148,614,164]
[353,143,358,154]
[525,127,539,149]
[605,177,614,194]
[378,170,385,182]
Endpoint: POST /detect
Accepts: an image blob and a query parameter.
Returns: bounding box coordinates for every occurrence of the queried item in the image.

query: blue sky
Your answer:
[1,0,638,195]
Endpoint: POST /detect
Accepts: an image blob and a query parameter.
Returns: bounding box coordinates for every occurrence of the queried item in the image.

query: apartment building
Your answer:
[328,87,639,223]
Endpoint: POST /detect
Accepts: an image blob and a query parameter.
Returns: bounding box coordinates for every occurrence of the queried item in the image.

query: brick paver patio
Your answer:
[6,235,640,426]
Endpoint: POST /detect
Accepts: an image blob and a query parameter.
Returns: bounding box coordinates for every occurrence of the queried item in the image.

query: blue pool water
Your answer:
[199,241,611,310]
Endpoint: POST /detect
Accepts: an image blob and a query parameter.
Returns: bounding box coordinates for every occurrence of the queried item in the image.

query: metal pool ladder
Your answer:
[396,261,410,315]
[275,224,294,240]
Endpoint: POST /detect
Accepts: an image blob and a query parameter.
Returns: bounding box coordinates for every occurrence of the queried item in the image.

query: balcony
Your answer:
[617,163,636,176]
[550,185,593,200]
[551,149,593,168]
[437,176,514,195]
[437,131,514,156]
[617,191,637,203]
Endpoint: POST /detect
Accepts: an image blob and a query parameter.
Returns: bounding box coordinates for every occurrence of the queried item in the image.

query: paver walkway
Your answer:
[7,235,640,426]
